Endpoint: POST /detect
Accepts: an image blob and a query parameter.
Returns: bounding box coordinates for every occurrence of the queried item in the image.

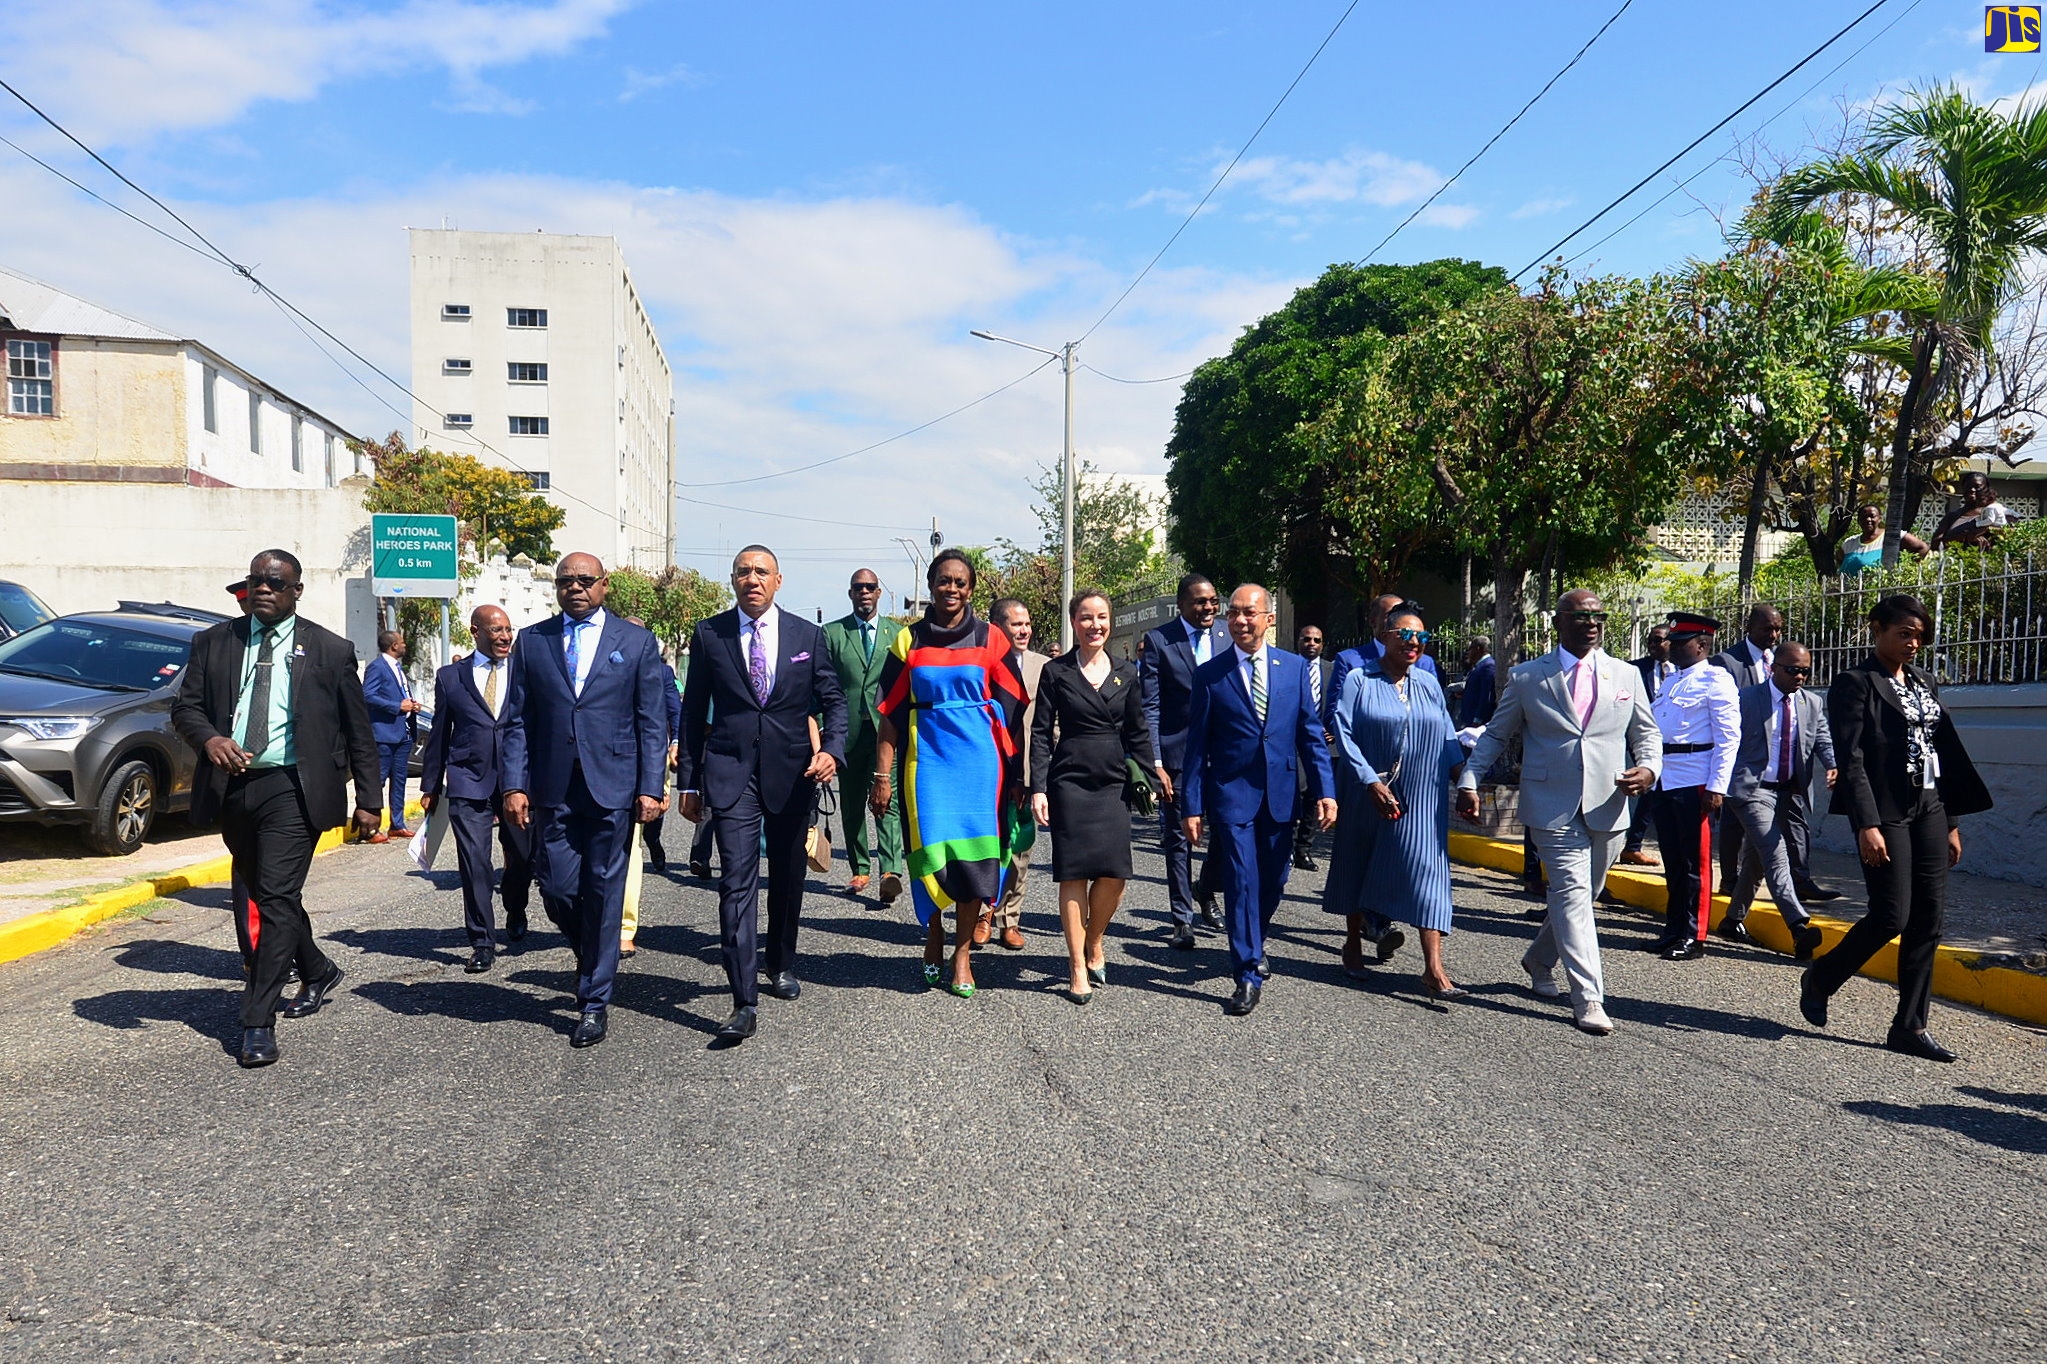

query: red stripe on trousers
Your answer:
[1693,789,1713,941]
[245,896,261,949]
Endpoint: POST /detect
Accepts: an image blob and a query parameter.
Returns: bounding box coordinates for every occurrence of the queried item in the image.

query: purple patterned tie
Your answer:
[749,620,769,704]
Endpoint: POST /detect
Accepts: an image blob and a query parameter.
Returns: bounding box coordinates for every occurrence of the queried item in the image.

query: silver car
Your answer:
[0,607,214,854]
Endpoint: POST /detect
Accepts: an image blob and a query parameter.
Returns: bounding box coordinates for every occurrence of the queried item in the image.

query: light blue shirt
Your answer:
[232,614,297,769]
[562,608,607,696]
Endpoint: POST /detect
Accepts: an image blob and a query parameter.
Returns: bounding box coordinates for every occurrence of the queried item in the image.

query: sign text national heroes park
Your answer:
[370,514,460,598]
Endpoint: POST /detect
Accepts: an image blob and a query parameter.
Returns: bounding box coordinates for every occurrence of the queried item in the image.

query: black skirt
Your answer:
[1030,653,1155,881]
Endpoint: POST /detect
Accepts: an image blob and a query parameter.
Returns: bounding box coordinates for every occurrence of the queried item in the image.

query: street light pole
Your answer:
[971,328,1079,651]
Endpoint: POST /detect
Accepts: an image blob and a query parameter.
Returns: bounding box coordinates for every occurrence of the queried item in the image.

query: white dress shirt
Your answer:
[741,605,781,694]
[561,607,608,695]
[1736,638,1771,686]
[1760,683,1800,783]
[382,653,411,699]
[471,653,508,719]
[1190,617,1213,665]
[1653,658,1741,793]
[1554,644,1598,718]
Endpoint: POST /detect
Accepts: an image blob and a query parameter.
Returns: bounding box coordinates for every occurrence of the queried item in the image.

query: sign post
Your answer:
[370,514,460,599]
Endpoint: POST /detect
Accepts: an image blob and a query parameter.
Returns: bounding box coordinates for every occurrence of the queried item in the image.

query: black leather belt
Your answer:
[1662,742,1713,754]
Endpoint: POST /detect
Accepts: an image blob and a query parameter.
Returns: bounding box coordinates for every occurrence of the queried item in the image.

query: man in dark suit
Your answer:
[1456,638,1496,728]
[822,568,903,904]
[501,553,670,1050]
[1140,573,1229,949]
[678,545,849,1044]
[419,604,533,974]
[1718,641,1833,960]
[1618,624,1673,867]
[172,549,381,1069]
[1291,624,1334,871]
[1181,584,1337,1016]
[361,629,422,839]
[1709,604,1782,899]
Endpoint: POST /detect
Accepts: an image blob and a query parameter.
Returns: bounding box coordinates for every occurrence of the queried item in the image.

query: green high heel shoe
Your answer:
[947,979,977,999]
[1087,965,1108,988]
[922,962,942,986]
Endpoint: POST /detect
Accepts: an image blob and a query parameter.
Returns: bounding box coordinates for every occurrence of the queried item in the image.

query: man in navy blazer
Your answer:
[501,554,670,1050]
[361,629,423,837]
[678,545,848,1044]
[1139,573,1230,948]
[1181,583,1337,1016]
[419,604,534,974]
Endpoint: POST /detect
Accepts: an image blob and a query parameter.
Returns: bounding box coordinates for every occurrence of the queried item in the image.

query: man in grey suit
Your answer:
[1456,590,1661,1035]
[1710,604,1783,901]
[1718,641,1833,960]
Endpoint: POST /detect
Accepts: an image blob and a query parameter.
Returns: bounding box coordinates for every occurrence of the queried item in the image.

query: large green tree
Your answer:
[606,565,733,657]
[1163,259,1508,629]
[353,432,566,563]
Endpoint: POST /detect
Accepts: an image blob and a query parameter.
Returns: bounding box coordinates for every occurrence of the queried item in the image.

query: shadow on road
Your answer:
[328,925,507,967]
[1957,1085,2047,1115]
[105,937,243,981]
[1843,1097,2047,1155]
[354,975,577,1036]
[72,987,238,1053]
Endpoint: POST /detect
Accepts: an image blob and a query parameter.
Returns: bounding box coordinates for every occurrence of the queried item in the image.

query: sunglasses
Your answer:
[554,574,602,589]
[1391,627,1431,645]
[246,573,297,592]
[850,583,881,592]
[1776,664,1812,677]
[1559,611,1609,624]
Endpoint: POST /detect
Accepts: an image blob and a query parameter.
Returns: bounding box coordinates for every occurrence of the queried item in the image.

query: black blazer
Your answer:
[171,614,381,831]
[419,658,515,802]
[1139,617,1230,771]
[1827,658,1992,831]
[1029,653,1155,795]
[677,608,848,815]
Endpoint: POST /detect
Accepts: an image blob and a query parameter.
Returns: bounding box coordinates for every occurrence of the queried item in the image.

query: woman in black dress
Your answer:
[1030,590,1156,1003]
[1800,594,1991,1061]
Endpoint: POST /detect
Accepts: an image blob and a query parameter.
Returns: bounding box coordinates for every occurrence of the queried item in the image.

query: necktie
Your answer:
[1778,694,1795,781]
[565,618,586,695]
[1308,662,1321,710]
[750,620,770,704]
[1194,627,1210,665]
[1571,659,1595,726]
[395,659,410,699]
[242,625,275,758]
[484,660,500,715]
[1249,654,1267,722]
[861,620,874,661]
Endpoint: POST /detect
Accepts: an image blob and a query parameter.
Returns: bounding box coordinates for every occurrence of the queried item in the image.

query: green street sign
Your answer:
[370,513,460,598]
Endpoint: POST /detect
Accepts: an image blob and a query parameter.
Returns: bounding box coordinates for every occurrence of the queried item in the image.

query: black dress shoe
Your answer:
[1645,934,1682,955]
[1224,982,1261,1016]
[1375,929,1405,964]
[647,846,668,872]
[1798,970,1829,1028]
[280,965,345,1019]
[1662,939,1706,961]
[716,1005,758,1041]
[570,1008,608,1049]
[689,860,713,880]
[1884,1027,1958,1062]
[505,913,529,944]
[464,948,494,974]
[1254,955,1271,979]
[1291,852,1317,872]
[1198,901,1225,932]
[763,971,801,1001]
[1791,921,1824,961]
[1797,882,1844,903]
[1714,919,1755,946]
[1169,926,1196,950]
[238,1026,279,1068]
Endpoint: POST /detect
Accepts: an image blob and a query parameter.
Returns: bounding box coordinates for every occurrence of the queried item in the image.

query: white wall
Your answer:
[183,346,354,490]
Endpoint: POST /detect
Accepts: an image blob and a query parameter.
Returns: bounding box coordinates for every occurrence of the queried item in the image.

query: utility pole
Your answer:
[971,328,1079,651]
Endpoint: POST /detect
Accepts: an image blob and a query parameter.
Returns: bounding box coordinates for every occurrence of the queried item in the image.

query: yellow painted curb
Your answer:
[0,800,420,969]
[1450,830,2047,1028]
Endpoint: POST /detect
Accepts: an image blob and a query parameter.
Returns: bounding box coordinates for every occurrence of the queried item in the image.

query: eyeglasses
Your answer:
[554,574,602,589]
[1776,664,1812,677]
[850,583,881,592]
[1559,611,1608,624]
[1391,627,1431,645]
[246,574,297,591]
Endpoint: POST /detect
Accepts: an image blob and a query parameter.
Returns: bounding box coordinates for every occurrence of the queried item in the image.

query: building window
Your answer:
[202,366,218,432]
[442,304,471,320]
[509,416,550,435]
[507,307,548,329]
[508,362,548,382]
[5,339,54,416]
[517,471,551,490]
[445,413,474,428]
[324,432,336,485]
[443,357,472,374]
[248,391,263,454]
[291,414,304,472]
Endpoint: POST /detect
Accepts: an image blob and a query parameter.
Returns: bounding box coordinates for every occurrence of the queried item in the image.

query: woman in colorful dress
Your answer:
[870,549,1029,997]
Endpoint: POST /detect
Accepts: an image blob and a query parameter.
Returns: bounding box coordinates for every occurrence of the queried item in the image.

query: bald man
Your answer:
[419,604,534,971]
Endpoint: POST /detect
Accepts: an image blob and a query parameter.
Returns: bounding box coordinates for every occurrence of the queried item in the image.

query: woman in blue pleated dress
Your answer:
[1330,603,1469,999]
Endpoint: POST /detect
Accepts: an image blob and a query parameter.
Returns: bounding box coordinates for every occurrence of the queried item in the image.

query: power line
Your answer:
[1078,0,1366,342]
[1080,364,1196,385]
[1360,0,1635,265]
[1511,0,1896,281]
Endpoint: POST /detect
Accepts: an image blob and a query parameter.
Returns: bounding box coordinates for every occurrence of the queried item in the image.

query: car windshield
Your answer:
[0,583,55,636]
[0,620,187,691]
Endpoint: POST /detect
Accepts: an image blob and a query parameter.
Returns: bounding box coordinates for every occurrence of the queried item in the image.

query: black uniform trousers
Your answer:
[220,767,333,1028]
[1158,767,1218,929]
[712,773,810,1007]
[1807,791,1949,1032]
[448,793,534,948]
[1650,786,1715,943]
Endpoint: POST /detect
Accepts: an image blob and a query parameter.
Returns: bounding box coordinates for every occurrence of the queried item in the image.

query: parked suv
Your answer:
[0,605,223,854]
[0,581,56,642]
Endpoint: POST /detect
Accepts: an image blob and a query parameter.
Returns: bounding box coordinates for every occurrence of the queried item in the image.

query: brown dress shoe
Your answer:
[972,912,992,946]
[848,875,871,895]
[878,873,904,904]
[999,926,1025,951]
[365,831,391,845]
[1618,849,1659,867]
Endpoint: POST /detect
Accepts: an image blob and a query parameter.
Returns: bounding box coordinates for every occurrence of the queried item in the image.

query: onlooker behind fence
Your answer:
[1931,471,2016,552]
[1839,503,1930,575]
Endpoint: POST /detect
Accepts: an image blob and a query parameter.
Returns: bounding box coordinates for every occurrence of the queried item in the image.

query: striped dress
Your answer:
[874,611,1029,926]
[1331,661,1466,934]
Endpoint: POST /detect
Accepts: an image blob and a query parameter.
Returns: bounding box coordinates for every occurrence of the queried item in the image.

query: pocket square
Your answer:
[791,651,811,662]
[608,650,624,664]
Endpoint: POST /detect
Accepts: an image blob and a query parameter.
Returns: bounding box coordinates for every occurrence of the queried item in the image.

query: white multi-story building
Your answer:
[0,264,361,489]
[406,230,675,572]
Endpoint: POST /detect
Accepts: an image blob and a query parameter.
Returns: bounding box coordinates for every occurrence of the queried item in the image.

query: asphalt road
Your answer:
[1,825,2043,1363]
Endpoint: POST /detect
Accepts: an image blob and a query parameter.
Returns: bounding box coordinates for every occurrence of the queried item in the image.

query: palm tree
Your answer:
[1766,85,2047,564]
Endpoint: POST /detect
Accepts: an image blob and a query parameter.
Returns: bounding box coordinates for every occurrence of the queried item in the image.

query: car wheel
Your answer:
[86,759,157,856]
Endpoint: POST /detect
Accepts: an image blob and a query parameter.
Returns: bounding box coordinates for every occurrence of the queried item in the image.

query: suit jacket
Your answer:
[419,657,515,802]
[1711,643,1772,689]
[1457,653,1497,728]
[1139,616,1231,772]
[171,614,382,831]
[1727,682,1835,803]
[677,607,849,815]
[361,653,419,748]
[1460,650,1662,833]
[821,612,896,751]
[659,659,682,744]
[1180,646,1334,825]
[1631,656,1670,702]
[1328,640,1439,729]
[1827,658,1992,831]
[500,611,669,809]
[1013,649,1048,785]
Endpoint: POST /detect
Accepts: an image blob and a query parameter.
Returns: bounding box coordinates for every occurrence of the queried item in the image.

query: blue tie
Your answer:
[565,618,588,695]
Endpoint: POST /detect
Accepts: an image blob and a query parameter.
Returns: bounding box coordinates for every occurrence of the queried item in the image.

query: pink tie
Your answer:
[1571,660,1595,726]
[1778,694,1794,780]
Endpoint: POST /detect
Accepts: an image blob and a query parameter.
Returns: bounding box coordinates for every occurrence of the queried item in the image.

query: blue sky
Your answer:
[1,1,2037,615]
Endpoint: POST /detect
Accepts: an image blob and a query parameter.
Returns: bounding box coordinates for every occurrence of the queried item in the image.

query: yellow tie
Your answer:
[484,660,500,714]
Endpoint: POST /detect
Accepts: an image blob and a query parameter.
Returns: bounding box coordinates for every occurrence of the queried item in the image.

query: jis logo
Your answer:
[1988,6,2041,52]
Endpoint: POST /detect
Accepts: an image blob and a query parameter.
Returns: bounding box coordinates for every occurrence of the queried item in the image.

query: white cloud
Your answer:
[1509,195,1574,220]
[1223,147,1445,207]
[619,64,703,102]
[2,0,636,142]
[1415,203,1479,230]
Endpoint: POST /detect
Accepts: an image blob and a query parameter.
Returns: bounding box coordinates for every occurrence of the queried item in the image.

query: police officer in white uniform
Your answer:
[1647,612,1740,961]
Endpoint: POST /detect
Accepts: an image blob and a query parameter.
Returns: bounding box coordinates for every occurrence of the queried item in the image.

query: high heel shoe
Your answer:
[947,979,977,999]
[1087,965,1107,988]
[922,962,942,986]
[1059,986,1093,1006]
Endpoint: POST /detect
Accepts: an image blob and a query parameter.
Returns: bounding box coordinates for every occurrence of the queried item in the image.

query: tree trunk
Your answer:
[1737,443,1775,596]
[1883,329,1938,567]
[1491,548,1528,665]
